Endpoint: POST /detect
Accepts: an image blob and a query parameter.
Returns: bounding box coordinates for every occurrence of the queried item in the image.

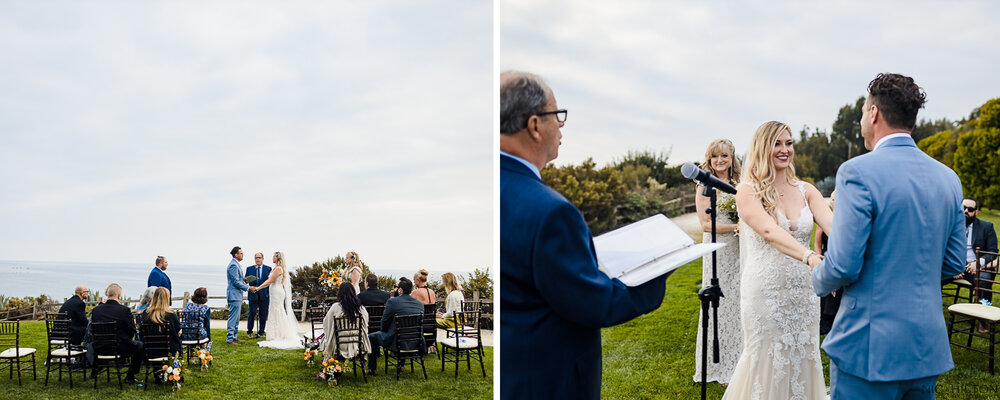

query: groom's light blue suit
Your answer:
[812,135,966,398]
[226,258,250,342]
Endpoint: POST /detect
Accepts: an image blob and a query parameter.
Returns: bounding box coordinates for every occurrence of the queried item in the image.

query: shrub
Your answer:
[460,267,492,300]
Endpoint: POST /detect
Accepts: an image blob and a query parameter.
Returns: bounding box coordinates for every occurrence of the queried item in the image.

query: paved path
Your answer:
[671,212,705,241]
[209,319,494,347]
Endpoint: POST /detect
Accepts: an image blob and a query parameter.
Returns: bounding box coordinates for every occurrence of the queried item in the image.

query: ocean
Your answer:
[1,259,449,308]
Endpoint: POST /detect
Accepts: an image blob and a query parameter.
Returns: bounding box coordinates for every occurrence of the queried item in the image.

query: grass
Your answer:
[600,259,1000,399]
[1,323,492,399]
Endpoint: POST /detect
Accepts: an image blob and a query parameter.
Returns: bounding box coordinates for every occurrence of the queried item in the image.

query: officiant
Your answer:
[499,70,671,400]
[246,252,271,339]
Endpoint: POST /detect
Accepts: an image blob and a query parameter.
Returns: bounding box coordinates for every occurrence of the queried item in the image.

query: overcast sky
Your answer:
[499,0,1000,167]
[0,1,492,271]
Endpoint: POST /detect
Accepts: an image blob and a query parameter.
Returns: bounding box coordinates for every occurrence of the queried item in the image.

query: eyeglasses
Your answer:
[964,206,977,212]
[535,109,568,123]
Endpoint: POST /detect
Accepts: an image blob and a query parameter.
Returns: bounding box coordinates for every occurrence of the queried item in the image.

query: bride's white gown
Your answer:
[723,182,825,400]
[258,267,304,350]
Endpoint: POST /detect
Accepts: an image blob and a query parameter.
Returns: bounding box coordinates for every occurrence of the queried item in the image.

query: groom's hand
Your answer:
[249,286,257,293]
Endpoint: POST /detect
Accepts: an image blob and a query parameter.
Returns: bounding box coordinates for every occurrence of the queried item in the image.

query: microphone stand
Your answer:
[698,185,723,400]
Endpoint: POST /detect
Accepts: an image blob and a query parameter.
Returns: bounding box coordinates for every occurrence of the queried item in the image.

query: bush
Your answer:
[816,176,836,197]
[210,302,249,320]
[460,268,492,300]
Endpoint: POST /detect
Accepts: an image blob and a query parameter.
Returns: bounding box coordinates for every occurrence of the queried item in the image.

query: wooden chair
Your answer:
[383,314,427,380]
[421,303,438,355]
[44,312,86,387]
[309,306,327,342]
[139,323,173,390]
[332,316,368,384]
[438,310,486,378]
[0,320,37,385]
[366,305,385,335]
[90,321,127,389]
[947,250,1000,374]
[943,277,976,305]
[179,309,210,365]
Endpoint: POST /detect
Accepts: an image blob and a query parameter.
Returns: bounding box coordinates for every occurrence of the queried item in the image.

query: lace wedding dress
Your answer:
[722,183,825,400]
[258,268,304,350]
[694,191,742,384]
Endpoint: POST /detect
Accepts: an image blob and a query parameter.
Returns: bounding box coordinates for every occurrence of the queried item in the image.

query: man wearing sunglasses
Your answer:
[960,197,997,308]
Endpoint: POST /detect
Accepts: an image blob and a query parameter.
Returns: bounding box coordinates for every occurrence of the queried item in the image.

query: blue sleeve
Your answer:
[942,194,966,279]
[202,308,211,337]
[228,264,249,291]
[813,163,871,295]
[533,202,666,329]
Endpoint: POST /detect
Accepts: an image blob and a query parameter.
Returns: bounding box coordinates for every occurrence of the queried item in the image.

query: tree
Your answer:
[542,158,628,235]
[917,130,959,168]
[953,127,1000,208]
[831,96,867,159]
[613,149,689,188]
[978,97,1000,130]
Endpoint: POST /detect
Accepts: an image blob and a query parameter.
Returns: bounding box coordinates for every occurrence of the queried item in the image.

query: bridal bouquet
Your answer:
[319,263,345,288]
[317,358,343,387]
[716,193,739,223]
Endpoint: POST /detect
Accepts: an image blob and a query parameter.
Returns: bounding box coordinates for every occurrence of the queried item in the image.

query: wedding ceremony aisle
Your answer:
[598,258,1000,399]
[2,321,493,399]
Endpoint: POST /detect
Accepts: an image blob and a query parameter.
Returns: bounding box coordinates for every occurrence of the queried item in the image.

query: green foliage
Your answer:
[912,117,958,143]
[613,149,690,188]
[290,261,332,304]
[459,267,493,300]
[918,129,960,168]
[953,127,1000,208]
[978,97,1000,129]
[831,96,867,158]
[209,302,249,320]
[815,176,836,197]
[377,275,397,292]
[4,321,493,399]
[542,158,629,235]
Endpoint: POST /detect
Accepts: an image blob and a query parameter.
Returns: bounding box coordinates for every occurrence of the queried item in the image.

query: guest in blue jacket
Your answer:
[147,255,172,305]
[499,71,671,400]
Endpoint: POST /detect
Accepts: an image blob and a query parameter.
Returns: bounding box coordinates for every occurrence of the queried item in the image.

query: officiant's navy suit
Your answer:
[246,263,271,336]
[500,154,667,400]
[812,135,965,396]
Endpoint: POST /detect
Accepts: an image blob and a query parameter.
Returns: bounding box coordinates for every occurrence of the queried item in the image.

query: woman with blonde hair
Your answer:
[692,138,742,385]
[345,251,363,294]
[722,121,832,400]
[436,272,464,328]
[256,251,304,349]
[138,287,181,355]
[411,269,437,305]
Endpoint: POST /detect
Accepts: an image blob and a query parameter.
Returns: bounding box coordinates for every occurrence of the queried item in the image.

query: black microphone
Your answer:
[681,163,737,194]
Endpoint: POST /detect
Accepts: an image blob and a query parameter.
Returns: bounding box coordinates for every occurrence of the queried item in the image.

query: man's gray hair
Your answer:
[500,71,550,134]
[139,286,158,306]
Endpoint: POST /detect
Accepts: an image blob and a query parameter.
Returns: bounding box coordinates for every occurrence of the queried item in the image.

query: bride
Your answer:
[256,251,304,350]
[723,121,832,400]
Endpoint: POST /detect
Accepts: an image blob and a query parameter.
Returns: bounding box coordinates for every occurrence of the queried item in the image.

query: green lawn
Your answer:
[600,259,1000,399]
[1,323,492,399]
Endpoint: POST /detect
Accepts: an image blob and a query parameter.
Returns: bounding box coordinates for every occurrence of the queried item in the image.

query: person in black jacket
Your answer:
[89,283,143,383]
[137,287,182,355]
[58,286,89,345]
[367,277,424,375]
[358,274,391,307]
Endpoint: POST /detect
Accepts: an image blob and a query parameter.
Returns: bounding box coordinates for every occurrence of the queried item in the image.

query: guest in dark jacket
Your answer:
[88,283,144,383]
[367,277,424,375]
[358,274,391,307]
[58,286,89,345]
[137,287,182,355]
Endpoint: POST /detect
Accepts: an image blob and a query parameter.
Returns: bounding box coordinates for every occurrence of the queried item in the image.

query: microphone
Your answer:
[681,163,737,194]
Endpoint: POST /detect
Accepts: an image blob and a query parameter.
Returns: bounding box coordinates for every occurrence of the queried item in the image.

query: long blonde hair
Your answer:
[273,251,286,270]
[147,287,173,324]
[442,272,462,293]
[742,121,798,221]
[698,139,741,185]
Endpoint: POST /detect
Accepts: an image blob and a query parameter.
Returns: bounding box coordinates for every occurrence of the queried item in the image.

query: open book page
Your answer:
[594,214,726,286]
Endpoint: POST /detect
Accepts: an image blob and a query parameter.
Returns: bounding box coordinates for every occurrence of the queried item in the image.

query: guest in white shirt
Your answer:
[436,272,465,328]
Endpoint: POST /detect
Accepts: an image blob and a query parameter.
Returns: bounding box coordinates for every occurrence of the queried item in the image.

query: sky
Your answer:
[0,1,492,273]
[499,0,1000,167]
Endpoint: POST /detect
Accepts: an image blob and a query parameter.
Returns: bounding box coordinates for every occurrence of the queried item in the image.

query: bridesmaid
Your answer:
[693,139,742,385]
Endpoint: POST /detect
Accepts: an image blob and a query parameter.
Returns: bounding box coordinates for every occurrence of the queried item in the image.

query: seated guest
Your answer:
[136,286,157,312]
[358,273,391,307]
[88,283,144,383]
[410,269,437,305]
[321,282,371,360]
[58,285,89,345]
[182,287,212,341]
[367,277,424,375]
[436,273,465,329]
[137,287,182,355]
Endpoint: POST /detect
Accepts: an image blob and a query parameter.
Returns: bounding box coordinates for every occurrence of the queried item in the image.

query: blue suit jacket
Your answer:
[147,267,172,296]
[246,264,271,301]
[812,136,965,381]
[500,155,667,400]
[227,258,250,303]
[379,294,424,350]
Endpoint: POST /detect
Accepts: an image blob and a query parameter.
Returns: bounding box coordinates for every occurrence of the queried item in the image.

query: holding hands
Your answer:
[249,286,258,293]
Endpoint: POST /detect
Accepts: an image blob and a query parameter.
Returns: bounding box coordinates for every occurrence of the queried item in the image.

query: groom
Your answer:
[226,246,257,344]
[811,73,965,399]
